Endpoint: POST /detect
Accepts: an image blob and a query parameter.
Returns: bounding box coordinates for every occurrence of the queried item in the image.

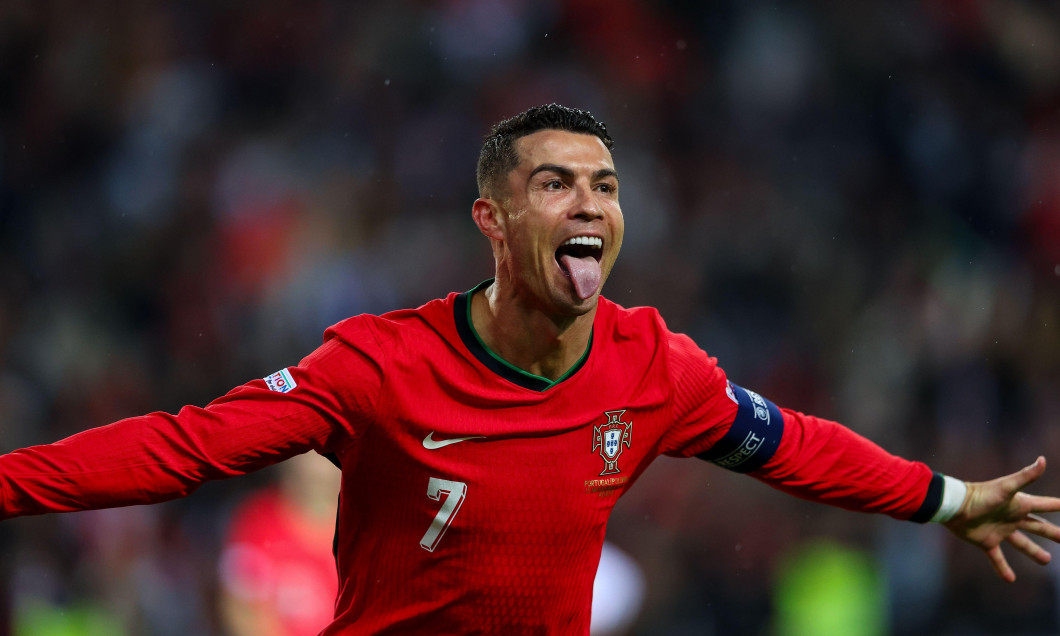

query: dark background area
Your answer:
[1,1,1058,634]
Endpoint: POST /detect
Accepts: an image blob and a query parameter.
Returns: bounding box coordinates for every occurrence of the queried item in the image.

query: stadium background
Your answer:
[1,1,1059,634]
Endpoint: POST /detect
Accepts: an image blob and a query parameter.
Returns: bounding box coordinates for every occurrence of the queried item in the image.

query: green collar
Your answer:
[454,280,592,391]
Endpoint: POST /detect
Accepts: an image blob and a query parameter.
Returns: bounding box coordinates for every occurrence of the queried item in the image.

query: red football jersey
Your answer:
[0,281,940,634]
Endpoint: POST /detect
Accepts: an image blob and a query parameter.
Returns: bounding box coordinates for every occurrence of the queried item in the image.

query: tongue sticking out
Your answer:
[559,254,602,300]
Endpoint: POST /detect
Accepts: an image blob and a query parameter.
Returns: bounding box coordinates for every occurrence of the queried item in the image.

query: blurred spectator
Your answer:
[590,542,646,636]
[219,453,340,636]
[772,540,885,636]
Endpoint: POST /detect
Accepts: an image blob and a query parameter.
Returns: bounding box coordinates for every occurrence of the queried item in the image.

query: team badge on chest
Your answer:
[593,410,632,476]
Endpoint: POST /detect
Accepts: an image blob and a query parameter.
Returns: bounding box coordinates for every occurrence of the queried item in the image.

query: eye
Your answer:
[544,179,564,190]
[595,182,617,194]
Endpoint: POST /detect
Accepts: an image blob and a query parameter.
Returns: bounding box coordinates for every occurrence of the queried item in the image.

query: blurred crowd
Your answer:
[1,1,1058,634]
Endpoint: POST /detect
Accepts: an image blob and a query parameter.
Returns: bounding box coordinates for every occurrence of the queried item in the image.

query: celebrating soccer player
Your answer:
[1,105,1058,634]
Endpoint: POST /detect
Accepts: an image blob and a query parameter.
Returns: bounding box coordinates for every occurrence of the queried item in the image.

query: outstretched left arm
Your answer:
[943,457,1060,582]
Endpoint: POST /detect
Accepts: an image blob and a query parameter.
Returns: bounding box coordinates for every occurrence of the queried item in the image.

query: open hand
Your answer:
[944,457,1060,582]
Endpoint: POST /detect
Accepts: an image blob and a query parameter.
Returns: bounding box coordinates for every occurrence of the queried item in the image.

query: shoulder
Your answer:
[597,296,716,374]
[323,293,457,349]
[597,297,692,349]
[597,296,665,336]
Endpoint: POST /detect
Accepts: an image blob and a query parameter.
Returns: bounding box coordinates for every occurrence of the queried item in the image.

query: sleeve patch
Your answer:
[263,368,297,393]
[697,383,784,473]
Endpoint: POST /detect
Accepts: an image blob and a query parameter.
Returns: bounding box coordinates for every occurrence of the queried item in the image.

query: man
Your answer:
[0,104,1058,634]
[219,452,341,636]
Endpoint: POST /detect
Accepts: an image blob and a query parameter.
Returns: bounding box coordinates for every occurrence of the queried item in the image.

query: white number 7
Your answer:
[419,477,467,552]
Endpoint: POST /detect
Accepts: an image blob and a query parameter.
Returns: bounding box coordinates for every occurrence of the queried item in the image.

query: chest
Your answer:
[343,366,671,550]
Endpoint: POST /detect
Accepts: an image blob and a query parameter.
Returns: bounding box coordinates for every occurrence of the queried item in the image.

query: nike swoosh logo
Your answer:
[422,432,485,450]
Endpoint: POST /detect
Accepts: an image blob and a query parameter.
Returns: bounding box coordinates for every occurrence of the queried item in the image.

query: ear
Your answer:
[472,197,505,241]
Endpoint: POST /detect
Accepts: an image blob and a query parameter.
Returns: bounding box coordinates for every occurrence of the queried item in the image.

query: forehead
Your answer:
[513,129,615,173]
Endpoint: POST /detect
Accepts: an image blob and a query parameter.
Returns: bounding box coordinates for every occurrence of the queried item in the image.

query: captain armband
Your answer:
[697,383,784,473]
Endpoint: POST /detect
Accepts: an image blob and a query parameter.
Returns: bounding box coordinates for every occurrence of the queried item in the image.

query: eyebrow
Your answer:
[528,164,620,183]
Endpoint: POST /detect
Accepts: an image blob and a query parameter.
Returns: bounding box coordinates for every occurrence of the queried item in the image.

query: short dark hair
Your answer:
[476,104,614,198]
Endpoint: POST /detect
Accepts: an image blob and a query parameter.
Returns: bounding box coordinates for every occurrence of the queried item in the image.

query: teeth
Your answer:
[561,236,603,248]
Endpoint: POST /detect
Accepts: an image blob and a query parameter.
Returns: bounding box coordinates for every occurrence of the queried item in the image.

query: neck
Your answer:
[470,280,596,382]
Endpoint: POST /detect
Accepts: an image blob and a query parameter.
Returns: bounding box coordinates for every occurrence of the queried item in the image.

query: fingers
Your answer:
[984,529,1056,582]
[986,544,1016,583]
[1019,513,1060,543]
[1001,456,1047,494]
[1007,530,1052,566]
[1020,493,1060,515]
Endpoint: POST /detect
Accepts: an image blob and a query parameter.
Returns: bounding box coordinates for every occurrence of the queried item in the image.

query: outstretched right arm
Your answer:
[0,332,380,519]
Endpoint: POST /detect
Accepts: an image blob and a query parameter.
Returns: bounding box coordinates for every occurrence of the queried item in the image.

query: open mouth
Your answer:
[555,236,604,300]
[556,236,603,266]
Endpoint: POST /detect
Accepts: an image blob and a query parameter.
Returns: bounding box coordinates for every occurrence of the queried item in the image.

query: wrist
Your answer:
[930,474,968,523]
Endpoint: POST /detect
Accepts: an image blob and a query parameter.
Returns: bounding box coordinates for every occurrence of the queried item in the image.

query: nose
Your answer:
[570,182,604,221]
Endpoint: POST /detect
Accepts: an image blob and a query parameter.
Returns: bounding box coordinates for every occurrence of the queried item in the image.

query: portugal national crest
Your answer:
[593,410,632,476]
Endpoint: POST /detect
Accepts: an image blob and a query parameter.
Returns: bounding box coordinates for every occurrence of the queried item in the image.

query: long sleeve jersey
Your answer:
[0,282,942,634]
